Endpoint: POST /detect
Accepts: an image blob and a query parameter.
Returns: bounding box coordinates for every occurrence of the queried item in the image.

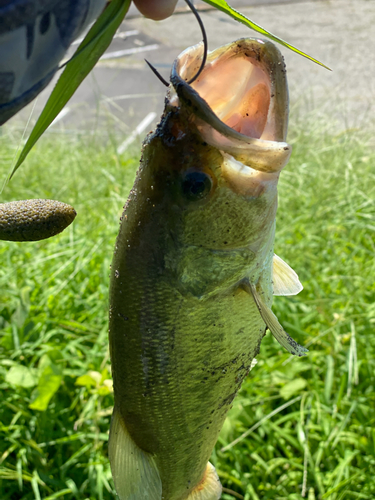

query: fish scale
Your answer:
[111,260,265,499]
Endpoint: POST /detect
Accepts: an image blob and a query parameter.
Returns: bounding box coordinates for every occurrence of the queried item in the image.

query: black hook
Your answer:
[145,0,208,87]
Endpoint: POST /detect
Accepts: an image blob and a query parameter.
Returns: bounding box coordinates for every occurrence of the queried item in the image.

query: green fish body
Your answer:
[109,39,307,500]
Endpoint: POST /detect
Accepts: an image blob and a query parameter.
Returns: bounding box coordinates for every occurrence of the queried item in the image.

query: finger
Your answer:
[132,0,178,20]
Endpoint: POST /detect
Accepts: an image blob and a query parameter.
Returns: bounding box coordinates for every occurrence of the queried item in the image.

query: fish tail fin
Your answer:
[186,462,222,500]
[108,406,162,500]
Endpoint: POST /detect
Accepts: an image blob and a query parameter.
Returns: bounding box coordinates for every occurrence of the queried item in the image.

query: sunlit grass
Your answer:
[0,118,374,500]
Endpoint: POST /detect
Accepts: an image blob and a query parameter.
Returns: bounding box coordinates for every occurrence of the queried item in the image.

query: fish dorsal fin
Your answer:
[186,462,222,500]
[245,281,308,357]
[108,407,162,500]
[273,254,303,296]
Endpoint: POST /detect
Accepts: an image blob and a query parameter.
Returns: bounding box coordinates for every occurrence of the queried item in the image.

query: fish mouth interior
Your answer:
[174,40,288,144]
[191,57,271,140]
[171,40,291,174]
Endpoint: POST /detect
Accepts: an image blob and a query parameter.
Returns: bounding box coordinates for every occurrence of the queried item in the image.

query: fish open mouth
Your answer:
[170,39,291,173]
[194,67,271,140]
[191,43,281,142]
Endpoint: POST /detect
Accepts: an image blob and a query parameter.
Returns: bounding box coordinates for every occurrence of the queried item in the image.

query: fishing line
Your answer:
[59,0,208,85]
[145,0,208,86]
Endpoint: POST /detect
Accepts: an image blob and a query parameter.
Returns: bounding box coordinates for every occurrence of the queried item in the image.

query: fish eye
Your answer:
[181,171,213,201]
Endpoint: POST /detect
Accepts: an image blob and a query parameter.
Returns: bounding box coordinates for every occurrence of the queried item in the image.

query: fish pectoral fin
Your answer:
[245,281,308,357]
[186,462,222,500]
[273,254,303,296]
[108,407,162,500]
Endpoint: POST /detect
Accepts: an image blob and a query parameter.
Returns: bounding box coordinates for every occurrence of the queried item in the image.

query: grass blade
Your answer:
[12,0,131,177]
[221,395,302,451]
[202,0,330,69]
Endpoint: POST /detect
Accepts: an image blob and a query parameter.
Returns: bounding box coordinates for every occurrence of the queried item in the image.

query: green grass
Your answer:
[0,118,374,500]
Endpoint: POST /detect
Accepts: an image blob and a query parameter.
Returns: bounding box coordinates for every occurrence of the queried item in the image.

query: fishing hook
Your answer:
[145,0,208,86]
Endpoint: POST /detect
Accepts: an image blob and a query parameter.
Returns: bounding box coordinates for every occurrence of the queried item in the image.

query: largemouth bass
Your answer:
[108,38,307,500]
